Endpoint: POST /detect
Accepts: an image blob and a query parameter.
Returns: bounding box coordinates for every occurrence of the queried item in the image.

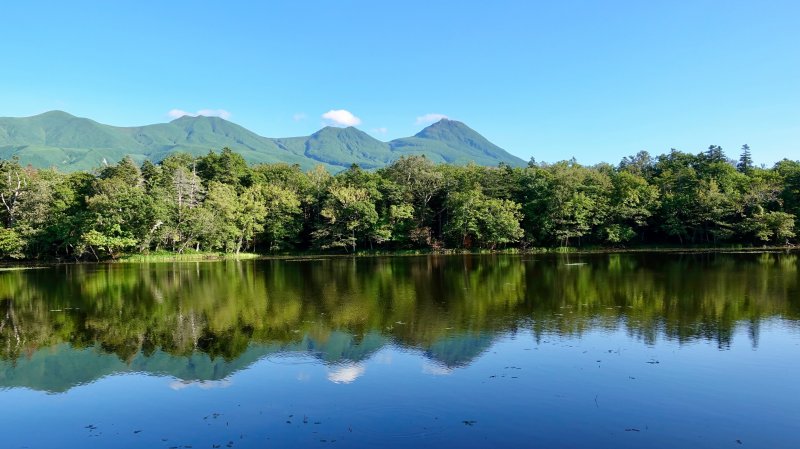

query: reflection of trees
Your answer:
[0,299,21,357]
[524,253,800,347]
[0,253,798,385]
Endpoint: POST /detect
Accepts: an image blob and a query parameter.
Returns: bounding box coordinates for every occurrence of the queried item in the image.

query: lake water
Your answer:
[1,253,798,448]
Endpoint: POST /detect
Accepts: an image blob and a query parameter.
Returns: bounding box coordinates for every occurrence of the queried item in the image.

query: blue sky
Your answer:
[1,0,798,165]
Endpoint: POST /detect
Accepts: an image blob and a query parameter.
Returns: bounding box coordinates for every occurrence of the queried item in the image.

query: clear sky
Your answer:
[1,0,797,165]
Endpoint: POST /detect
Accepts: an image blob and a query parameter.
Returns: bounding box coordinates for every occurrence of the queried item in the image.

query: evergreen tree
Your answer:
[738,144,754,174]
[705,145,726,163]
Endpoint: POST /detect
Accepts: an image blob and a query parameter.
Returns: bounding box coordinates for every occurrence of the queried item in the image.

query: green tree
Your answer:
[775,159,800,232]
[260,184,302,251]
[79,227,138,260]
[82,165,156,256]
[522,161,610,247]
[202,182,267,253]
[196,147,251,189]
[0,158,29,228]
[382,155,444,226]
[481,197,524,248]
[741,211,796,244]
[738,144,754,174]
[0,228,25,259]
[445,188,483,247]
[603,170,659,244]
[445,187,523,249]
[313,184,378,252]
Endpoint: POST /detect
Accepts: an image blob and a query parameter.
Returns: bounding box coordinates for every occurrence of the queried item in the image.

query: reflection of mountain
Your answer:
[300,331,388,364]
[0,343,276,393]
[0,330,482,393]
[1,253,798,393]
[424,333,497,368]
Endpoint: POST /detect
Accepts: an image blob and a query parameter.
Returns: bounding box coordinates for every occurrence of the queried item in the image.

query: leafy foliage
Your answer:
[0,145,796,260]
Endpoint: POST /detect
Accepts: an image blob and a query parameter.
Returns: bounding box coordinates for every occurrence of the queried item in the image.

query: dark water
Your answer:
[1,253,799,448]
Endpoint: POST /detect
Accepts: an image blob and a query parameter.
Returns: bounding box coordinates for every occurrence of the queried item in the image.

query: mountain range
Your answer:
[0,111,526,171]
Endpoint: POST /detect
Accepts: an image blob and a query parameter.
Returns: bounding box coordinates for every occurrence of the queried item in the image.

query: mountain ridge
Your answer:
[0,111,527,171]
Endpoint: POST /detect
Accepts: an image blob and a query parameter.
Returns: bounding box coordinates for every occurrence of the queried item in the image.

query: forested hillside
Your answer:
[0,144,797,260]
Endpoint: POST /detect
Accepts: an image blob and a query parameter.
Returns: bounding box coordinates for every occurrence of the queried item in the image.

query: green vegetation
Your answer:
[119,251,261,262]
[0,111,526,171]
[0,142,797,260]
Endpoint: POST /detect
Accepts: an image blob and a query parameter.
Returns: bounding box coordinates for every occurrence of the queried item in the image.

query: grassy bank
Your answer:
[1,245,796,266]
[343,244,798,257]
[117,251,262,263]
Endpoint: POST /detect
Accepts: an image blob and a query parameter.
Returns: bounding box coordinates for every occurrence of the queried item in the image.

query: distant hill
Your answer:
[0,111,527,171]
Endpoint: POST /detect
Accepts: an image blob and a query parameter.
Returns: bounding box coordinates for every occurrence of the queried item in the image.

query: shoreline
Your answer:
[0,245,796,266]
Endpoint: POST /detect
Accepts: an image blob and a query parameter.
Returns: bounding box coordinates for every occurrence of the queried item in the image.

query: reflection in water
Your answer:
[327,363,366,384]
[169,379,232,391]
[0,253,798,393]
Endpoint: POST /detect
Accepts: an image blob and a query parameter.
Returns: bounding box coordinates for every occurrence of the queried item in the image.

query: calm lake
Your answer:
[1,253,799,448]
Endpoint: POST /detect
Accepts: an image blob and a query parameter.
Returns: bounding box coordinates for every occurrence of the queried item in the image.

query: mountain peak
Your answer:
[315,125,366,135]
[387,118,526,167]
[305,125,390,169]
[31,110,77,120]
[414,118,475,139]
[310,126,383,145]
[169,114,228,124]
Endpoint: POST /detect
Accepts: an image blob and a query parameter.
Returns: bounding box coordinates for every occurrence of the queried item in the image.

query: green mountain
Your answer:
[274,126,393,169]
[0,111,526,171]
[389,119,520,165]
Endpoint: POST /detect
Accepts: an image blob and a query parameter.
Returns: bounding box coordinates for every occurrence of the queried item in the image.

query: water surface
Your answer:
[1,253,798,448]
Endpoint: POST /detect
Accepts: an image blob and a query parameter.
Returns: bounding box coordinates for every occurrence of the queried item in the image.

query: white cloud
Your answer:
[168,109,191,119]
[322,109,362,127]
[415,113,449,125]
[371,127,388,135]
[168,108,232,120]
[327,363,365,384]
[293,113,307,121]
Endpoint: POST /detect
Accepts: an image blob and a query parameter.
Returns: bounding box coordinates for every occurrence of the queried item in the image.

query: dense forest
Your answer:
[0,144,797,260]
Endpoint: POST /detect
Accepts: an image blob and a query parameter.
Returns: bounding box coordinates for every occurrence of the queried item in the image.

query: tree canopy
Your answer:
[0,147,797,260]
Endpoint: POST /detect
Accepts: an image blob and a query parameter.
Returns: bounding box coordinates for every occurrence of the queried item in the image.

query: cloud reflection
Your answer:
[327,363,365,384]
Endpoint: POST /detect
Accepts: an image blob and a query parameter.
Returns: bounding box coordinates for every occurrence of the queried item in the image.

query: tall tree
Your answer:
[445,187,523,249]
[313,184,378,252]
[260,184,302,251]
[737,144,754,174]
[0,158,28,228]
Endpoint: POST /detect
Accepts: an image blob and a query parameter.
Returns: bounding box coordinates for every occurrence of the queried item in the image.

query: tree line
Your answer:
[0,145,797,259]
